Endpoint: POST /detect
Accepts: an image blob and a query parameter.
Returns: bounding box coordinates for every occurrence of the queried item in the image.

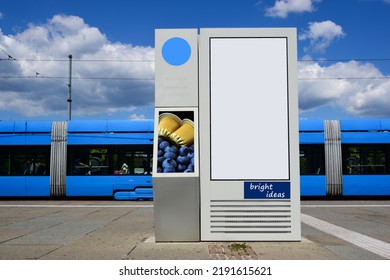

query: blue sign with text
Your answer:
[244,182,291,199]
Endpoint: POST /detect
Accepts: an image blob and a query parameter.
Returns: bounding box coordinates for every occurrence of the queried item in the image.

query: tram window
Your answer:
[112,145,153,176]
[67,145,153,176]
[68,146,109,175]
[299,145,325,175]
[0,146,50,176]
[343,144,389,175]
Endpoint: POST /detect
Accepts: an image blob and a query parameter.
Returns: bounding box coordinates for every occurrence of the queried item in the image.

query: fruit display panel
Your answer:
[156,111,195,173]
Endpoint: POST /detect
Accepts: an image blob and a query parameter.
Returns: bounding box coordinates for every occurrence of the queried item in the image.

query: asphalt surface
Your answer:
[0,199,389,260]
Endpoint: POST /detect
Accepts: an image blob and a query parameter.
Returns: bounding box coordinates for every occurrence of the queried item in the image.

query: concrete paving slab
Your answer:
[0,228,40,243]
[250,238,342,260]
[324,245,384,260]
[40,241,137,260]
[5,220,108,245]
[0,245,61,260]
[40,207,155,259]
[128,238,210,260]
[4,210,84,229]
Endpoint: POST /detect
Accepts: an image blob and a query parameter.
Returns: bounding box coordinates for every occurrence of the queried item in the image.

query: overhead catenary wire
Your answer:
[0,76,155,81]
[0,58,155,62]
[0,47,389,81]
[0,47,69,85]
[298,77,390,80]
[1,57,390,62]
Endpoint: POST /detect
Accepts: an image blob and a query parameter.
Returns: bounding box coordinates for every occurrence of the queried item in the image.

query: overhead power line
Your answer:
[0,58,155,62]
[0,75,388,81]
[1,53,390,67]
[1,57,390,63]
[298,58,390,62]
[0,47,68,85]
[0,76,155,80]
[299,76,390,80]
[0,47,389,81]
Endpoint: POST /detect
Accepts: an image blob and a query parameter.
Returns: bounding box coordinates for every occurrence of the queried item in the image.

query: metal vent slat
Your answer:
[209,200,292,234]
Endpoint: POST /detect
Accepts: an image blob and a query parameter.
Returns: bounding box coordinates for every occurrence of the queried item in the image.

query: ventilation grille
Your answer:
[210,200,292,234]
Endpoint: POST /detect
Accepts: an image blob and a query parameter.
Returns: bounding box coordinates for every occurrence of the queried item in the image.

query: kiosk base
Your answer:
[153,177,200,242]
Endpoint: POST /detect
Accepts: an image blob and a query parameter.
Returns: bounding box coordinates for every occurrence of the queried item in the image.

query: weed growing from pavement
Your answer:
[228,243,247,251]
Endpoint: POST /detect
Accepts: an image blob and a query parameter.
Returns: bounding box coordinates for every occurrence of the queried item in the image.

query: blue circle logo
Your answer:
[162,37,191,66]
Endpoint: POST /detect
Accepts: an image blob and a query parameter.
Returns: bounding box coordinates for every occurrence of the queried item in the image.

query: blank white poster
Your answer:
[210,37,290,180]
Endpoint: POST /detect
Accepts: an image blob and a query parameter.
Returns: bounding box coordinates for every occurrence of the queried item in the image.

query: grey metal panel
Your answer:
[153,28,200,242]
[153,177,200,242]
[50,121,68,197]
[324,120,342,196]
[155,29,198,107]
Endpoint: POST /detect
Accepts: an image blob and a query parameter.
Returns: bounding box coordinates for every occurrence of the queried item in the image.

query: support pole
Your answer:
[67,54,72,120]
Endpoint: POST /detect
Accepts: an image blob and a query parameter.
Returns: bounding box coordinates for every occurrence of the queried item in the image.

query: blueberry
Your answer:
[164,151,177,160]
[162,158,177,169]
[157,156,165,166]
[187,163,194,171]
[163,166,176,173]
[179,146,190,156]
[164,145,178,155]
[177,155,190,165]
[177,164,187,172]
[159,140,170,151]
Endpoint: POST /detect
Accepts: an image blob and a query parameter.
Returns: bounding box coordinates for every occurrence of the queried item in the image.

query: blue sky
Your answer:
[0,0,389,121]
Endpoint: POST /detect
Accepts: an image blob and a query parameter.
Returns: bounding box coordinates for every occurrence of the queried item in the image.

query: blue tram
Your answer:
[0,119,389,199]
[300,119,390,197]
[0,120,154,200]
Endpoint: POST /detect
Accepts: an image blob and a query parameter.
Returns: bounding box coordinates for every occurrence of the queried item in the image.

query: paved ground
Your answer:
[0,200,389,260]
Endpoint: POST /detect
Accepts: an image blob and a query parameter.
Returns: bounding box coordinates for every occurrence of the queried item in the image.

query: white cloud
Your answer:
[1,14,389,121]
[0,14,154,120]
[299,20,345,53]
[265,0,321,18]
[298,59,390,118]
[128,113,146,120]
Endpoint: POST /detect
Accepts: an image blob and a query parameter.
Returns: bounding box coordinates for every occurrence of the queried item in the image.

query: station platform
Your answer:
[0,200,389,260]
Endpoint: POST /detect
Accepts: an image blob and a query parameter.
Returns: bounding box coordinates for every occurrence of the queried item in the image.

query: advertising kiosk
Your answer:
[153,28,300,242]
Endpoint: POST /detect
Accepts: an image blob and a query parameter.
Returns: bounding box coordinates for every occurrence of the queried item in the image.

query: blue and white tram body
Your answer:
[299,119,327,196]
[0,121,52,197]
[0,119,389,199]
[299,119,390,197]
[0,120,154,200]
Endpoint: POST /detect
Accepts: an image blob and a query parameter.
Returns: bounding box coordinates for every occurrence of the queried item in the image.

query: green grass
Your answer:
[228,243,247,251]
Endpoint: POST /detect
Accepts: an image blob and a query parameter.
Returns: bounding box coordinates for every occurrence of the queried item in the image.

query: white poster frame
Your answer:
[199,28,301,241]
